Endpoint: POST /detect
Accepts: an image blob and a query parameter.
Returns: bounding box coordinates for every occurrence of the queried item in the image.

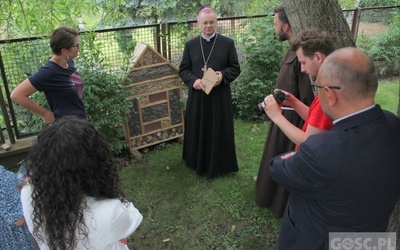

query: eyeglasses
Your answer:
[311,83,341,92]
[71,42,80,48]
[201,21,216,26]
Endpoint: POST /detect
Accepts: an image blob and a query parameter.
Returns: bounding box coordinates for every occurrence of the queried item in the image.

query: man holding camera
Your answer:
[262,29,335,148]
[254,5,315,217]
[257,29,336,218]
[270,47,400,250]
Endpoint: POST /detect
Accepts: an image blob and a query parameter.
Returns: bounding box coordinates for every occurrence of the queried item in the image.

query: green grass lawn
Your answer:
[119,77,399,249]
[120,118,281,249]
[375,77,399,115]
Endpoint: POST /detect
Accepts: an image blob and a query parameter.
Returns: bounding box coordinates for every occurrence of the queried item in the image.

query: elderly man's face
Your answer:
[198,12,217,38]
[315,72,333,120]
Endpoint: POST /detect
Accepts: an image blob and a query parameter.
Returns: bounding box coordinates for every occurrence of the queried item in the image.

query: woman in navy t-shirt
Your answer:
[11,26,86,124]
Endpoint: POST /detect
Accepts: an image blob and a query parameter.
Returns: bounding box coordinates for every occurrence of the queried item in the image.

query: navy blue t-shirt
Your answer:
[29,60,87,119]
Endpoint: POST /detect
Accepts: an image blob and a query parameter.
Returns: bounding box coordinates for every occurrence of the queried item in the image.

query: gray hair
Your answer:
[319,47,378,101]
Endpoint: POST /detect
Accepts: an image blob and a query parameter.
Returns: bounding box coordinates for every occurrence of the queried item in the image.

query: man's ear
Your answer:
[283,23,290,32]
[314,52,326,64]
[326,87,338,107]
[60,48,68,55]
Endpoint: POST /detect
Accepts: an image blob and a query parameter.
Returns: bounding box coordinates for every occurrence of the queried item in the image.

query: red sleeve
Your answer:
[307,96,332,130]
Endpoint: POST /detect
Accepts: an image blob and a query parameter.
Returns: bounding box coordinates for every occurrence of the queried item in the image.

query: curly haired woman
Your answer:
[21,116,143,250]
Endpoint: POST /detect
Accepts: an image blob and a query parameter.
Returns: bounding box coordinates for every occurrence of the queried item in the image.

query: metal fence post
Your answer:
[351,7,362,43]
[0,51,16,144]
[160,22,168,59]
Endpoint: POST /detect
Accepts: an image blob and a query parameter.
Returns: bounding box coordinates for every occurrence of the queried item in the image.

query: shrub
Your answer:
[338,0,357,8]
[232,18,284,121]
[114,29,137,57]
[76,32,132,155]
[358,0,397,24]
[15,93,47,135]
[79,67,131,155]
[8,40,50,136]
[356,33,375,53]
[359,10,400,76]
[368,26,400,75]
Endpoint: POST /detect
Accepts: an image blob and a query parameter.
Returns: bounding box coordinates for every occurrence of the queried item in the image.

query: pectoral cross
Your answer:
[202,64,207,75]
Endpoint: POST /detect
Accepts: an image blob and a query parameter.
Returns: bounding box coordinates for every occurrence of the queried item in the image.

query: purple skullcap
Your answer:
[199,7,214,14]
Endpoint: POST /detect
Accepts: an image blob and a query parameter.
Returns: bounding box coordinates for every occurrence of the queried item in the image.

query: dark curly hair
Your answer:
[25,116,125,250]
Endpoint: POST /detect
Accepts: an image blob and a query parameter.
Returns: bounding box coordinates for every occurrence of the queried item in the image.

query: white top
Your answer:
[21,184,143,250]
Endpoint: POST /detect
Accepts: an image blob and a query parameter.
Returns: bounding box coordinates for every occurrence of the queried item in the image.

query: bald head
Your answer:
[317,47,378,120]
[319,47,378,101]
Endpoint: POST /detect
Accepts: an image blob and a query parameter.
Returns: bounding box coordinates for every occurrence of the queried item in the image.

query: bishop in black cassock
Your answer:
[179,9,240,179]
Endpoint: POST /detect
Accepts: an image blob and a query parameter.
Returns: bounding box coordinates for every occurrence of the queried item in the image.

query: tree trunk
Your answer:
[282,0,356,48]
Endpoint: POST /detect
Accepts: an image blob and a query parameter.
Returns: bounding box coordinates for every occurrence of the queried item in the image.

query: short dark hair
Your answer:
[274,5,290,26]
[290,28,335,58]
[50,26,79,55]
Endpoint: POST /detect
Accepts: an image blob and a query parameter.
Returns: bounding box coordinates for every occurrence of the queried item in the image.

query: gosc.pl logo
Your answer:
[329,232,396,250]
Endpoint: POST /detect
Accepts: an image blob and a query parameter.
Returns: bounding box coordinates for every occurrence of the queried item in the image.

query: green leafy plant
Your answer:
[358,7,400,77]
[356,33,375,53]
[368,26,400,75]
[114,29,137,58]
[15,92,47,135]
[77,32,132,155]
[80,67,131,155]
[233,18,284,121]
[358,0,397,24]
[338,0,357,8]
[8,40,50,135]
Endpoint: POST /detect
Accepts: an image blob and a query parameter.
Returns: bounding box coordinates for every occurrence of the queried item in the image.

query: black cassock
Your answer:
[179,33,241,179]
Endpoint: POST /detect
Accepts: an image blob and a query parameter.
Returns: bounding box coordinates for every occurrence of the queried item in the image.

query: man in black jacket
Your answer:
[270,47,400,249]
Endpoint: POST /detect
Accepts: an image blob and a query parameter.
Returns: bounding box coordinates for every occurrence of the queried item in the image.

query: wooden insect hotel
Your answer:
[122,43,184,160]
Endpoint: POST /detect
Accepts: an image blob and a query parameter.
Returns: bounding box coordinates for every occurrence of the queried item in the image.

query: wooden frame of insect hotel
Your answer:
[122,43,184,160]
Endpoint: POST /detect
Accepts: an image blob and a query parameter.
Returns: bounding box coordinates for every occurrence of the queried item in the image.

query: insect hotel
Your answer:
[122,43,184,160]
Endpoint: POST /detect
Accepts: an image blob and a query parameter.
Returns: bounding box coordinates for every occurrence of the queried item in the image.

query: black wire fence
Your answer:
[0,6,399,143]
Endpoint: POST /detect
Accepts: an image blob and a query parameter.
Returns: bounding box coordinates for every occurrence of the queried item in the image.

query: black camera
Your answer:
[257,90,288,111]
[273,90,288,104]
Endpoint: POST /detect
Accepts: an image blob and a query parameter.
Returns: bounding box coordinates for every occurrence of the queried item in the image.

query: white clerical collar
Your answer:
[333,104,376,124]
[201,33,216,42]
